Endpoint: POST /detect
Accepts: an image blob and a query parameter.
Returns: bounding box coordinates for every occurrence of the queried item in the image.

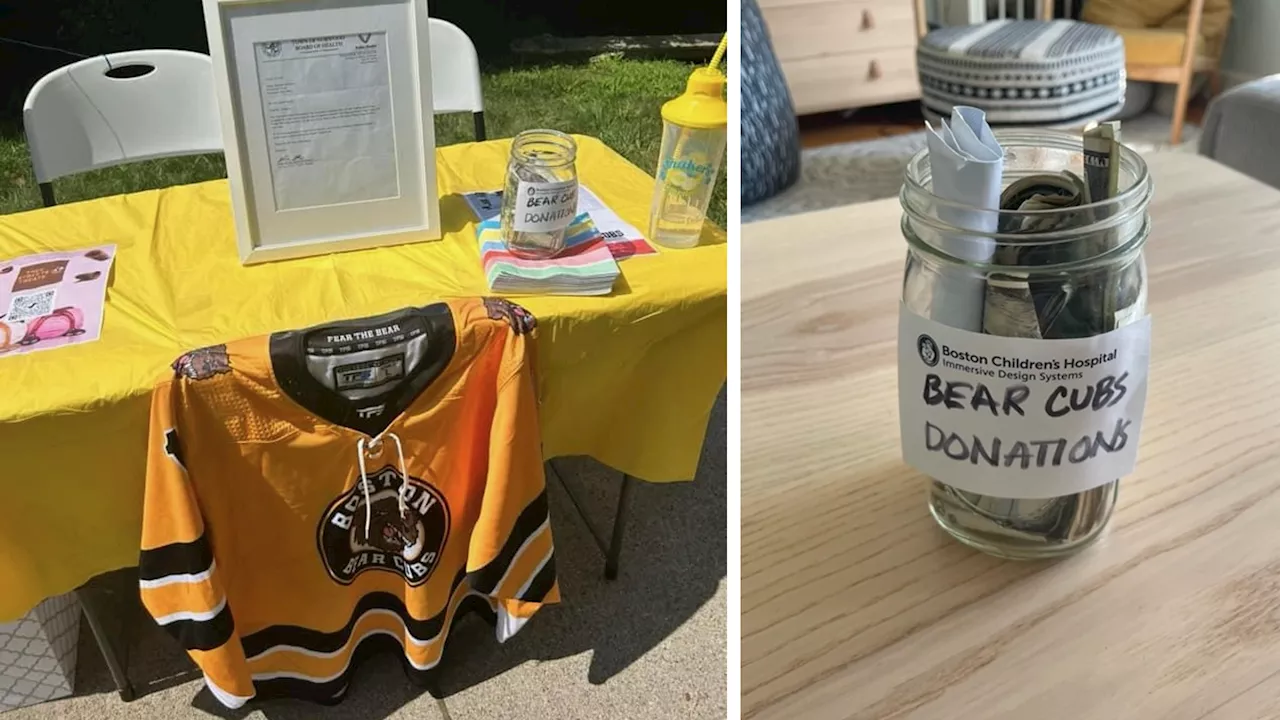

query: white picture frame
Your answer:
[203,0,441,264]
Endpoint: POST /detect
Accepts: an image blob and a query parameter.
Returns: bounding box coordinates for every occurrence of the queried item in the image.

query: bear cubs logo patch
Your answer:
[173,345,231,380]
[318,466,449,587]
[484,297,536,335]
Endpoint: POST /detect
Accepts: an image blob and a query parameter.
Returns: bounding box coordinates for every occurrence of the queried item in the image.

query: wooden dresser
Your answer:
[760,0,922,115]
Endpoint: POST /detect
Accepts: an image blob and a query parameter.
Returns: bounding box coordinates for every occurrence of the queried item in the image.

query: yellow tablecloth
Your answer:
[0,136,726,621]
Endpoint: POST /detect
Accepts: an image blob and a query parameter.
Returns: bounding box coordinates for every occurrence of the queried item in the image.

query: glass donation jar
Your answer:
[899,129,1153,559]
[500,129,579,259]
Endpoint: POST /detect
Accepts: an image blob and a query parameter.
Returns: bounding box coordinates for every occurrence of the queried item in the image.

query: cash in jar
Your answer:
[649,34,727,249]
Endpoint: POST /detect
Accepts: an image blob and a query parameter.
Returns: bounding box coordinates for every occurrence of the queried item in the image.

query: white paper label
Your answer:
[898,303,1151,498]
[514,180,577,232]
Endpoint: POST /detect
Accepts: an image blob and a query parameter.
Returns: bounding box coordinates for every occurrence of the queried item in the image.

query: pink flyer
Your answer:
[0,245,116,357]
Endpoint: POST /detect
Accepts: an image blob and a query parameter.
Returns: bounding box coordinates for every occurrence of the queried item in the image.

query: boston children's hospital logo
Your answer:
[917,334,939,367]
[318,466,450,587]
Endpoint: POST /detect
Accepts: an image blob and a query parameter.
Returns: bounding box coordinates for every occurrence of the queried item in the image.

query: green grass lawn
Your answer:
[0,56,726,226]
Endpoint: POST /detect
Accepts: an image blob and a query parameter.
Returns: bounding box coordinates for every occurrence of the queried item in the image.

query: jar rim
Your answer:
[511,129,577,167]
[901,129,1151,221]
[900,128,1152,272]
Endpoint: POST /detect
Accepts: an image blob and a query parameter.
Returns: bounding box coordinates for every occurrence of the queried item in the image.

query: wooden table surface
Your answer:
[742,152,1280,720]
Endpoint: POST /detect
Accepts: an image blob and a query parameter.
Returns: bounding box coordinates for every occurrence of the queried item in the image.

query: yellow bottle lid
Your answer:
[661,67,727,130]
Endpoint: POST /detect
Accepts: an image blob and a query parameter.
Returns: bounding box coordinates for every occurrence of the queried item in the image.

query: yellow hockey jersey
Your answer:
[139,298,557,708]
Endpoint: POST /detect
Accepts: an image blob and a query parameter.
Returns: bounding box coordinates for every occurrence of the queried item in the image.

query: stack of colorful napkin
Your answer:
[476,214,620,296]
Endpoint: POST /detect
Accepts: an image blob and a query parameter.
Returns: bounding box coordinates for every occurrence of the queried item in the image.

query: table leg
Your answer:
[76,587,135,702]
[547,461,634,581]
[604,474,634,581]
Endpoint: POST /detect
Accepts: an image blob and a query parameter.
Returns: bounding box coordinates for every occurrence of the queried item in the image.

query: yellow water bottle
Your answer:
[649,35,728,249]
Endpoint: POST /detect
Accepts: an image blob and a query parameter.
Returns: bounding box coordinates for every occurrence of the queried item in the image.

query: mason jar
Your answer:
[500,129,578,259]
[899,129,1152,559]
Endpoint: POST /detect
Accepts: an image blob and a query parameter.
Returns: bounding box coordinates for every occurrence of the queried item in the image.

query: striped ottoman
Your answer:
[918,19,1125,128]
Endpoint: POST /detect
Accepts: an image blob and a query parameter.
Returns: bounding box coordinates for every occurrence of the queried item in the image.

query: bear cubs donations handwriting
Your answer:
[0,245,115,357]
[464,186,658,260]
[898,303,1151,499]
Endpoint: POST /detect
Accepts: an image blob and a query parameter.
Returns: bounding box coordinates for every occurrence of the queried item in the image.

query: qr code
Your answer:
[8,290,55,322]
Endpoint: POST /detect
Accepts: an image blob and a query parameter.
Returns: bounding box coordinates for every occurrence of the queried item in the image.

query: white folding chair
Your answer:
[429,18,487,141]
[20,49,224,704]
[22,49,222,207]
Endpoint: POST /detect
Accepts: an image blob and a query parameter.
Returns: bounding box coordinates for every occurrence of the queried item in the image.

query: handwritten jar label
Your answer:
[513,179,577,233]
[898,303,1151,499]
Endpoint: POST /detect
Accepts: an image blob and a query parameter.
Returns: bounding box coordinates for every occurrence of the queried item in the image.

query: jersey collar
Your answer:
[268,303,458,436]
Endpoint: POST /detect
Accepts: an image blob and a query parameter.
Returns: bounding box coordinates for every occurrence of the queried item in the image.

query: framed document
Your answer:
[203,0,441,264]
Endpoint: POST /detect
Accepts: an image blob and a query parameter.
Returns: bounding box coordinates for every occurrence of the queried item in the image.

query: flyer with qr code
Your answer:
[0,245,115,358]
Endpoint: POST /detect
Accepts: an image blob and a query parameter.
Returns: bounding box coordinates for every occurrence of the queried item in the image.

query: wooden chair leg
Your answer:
[1170,75,1193,146]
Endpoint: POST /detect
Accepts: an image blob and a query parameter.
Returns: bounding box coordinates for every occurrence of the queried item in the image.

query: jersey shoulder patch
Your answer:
[173,345,231,380]
[483,298,536,336]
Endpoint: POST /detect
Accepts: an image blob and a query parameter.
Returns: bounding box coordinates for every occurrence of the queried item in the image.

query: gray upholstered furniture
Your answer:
[918,19,1125,127]
[741,0,801,206]
[1199,75,1280,191]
